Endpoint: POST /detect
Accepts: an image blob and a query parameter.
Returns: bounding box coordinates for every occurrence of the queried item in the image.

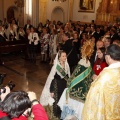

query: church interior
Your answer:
[0,0,120,97]
[0,0,120,119]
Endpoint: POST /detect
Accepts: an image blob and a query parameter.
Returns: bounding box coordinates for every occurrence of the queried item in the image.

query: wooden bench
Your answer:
[0,40,28,62]
[0,40,28,53]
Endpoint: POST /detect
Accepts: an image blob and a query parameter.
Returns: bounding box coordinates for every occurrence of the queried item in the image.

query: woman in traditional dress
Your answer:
[40,50,70,120]
[58,40,94,120]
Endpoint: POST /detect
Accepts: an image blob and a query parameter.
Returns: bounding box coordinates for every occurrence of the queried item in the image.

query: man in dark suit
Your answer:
[78,25,85,49]
[96,26,103,40]
[61,32,78,73]
[78,26,85,40]
[110,28,119,43]
[91,26,99,42]
[24,20,33,33]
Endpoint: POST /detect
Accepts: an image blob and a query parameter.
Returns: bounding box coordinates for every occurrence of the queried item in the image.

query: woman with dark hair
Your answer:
[0,88,48,120]
[40,50,70,119]
[0,91,31,119]
[93,47,108,76]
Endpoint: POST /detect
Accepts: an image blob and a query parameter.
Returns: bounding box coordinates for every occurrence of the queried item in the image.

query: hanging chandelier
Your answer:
[52,0,66,2]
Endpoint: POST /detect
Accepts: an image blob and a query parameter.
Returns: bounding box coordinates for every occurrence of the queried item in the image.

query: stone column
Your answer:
[18,7,24,27]
[39,0,47,24]
[24,0,39,27]
[31,0,39,27]
[68,0,74,21]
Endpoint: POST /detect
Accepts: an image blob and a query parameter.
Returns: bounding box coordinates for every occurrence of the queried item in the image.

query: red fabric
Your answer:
[32,104,48,120]
[0,110,8,118]
[12,116,27,120]
[0,104,48,120]
[0,110,27,120]
[93,59,108,75]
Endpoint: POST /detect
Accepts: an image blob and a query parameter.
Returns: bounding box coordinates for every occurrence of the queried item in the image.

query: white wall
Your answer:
[0,0,102,25]
[46,0,102,23]
[31,0,39,27]
[46,0,69,23]
[52,8,64,22]
[72,0,102,22]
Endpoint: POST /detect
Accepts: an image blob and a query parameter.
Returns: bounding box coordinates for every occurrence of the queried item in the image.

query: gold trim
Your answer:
[81,40,94,59]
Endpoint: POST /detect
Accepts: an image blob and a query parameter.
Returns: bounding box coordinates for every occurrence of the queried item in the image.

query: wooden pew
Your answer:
[0,40,28,53]
[0,40,28,63]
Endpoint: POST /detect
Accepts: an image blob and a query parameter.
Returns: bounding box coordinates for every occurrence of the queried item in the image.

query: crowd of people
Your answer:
[0,18,120,65]
[0,18,120,120]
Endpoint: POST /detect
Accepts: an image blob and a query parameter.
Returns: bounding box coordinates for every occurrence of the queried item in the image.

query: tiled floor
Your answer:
[0,54,51,99]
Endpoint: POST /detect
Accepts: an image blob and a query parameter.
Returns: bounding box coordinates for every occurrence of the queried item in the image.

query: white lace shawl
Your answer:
[40,53,70,106]
[78,57,90,67]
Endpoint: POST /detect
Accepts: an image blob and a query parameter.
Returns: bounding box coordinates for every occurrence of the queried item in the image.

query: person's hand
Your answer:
[1,86,10,101]
[50,93,54,98]
[27,91,37,102]
[28,92,39,106]
[92,74,97,80]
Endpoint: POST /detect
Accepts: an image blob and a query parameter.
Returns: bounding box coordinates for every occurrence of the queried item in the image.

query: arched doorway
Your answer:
[51,7,65,23]
[7,6,18,23]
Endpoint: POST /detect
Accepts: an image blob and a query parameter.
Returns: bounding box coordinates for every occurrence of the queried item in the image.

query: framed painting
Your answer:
[78,0,95,12]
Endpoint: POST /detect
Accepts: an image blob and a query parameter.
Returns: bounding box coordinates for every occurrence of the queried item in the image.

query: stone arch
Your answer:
[7,6,18,23]
[51,6,65,23]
